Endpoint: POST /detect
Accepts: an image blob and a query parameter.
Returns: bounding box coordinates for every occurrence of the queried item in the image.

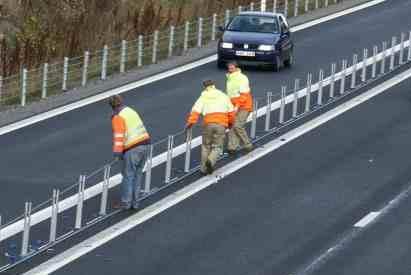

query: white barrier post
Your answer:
[325,0,329,7]
[197,18,203,48]
[184,21,190,52]
[284,0,289,17]
[408,31,411,61]
[317,69,324,106]
[42,63,48,98]
[62,57,69,91]
[351,54,358,89]
[81,51,89,87]
[144,145,154,193]
[265,92,273,131]
[152,30,159,64]
[21,202,32,257]
[305,73,312,112]
[184,128,193,173]
[49,189,59,243]
[390,36,396,70]
[225,10,231,27]
[294,0,299,17]
[21,68,27,106]
[372,46,377,78]
[279,86,286,124]
[381,41,387,75]
[304,0,309,13]
[330,63,336,98]
[250,100,258,139]
[361,48,368,82]
[99,165,110,216]
[138,35,143,67]
[165,135,174,183]
[273,0,277,13]
[101,45,108,80]
[74,175,86,230]
[168,26,175,57]
[120,40,127,73]
[399,32,405,65]
[211,14,217,41]
[292,78,300,117]
[261,0,267,11]
[340,59,347,94]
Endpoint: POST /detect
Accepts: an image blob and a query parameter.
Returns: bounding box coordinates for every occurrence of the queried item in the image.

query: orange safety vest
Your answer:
[112,106,150,153]
[226,69,253,112]
[187,86,235,128]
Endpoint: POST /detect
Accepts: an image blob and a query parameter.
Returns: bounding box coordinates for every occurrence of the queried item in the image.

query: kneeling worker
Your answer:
[109,95,151,210]
[186,80,235,174]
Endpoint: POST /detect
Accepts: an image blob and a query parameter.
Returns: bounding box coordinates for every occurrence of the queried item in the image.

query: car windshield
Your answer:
[227,15,279,33]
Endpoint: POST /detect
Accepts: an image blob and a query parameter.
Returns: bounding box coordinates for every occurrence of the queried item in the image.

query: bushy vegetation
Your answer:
[0,0,254,76]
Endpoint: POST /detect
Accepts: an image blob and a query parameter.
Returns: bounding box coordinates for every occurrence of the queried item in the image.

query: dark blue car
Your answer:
[217,12,294,71]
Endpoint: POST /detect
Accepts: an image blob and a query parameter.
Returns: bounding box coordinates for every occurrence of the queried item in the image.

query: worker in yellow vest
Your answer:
[186,80,235,174]
[109,95,150,210]
[225,61,253,153]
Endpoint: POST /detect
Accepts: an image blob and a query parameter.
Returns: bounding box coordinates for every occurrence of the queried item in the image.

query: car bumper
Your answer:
[218,48,279,66]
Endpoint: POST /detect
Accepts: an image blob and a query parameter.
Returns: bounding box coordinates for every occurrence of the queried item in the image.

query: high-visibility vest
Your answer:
[187,86,235,128]
[226,69,253,112]
[112,106,150,153]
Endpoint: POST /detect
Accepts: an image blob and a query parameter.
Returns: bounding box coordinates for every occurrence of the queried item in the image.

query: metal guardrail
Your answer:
[0,0,342,108]
[0,29,410,271]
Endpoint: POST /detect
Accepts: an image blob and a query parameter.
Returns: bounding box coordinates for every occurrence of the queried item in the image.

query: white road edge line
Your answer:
[354,211,381,227]
[0,0,386,137]
[23,65,411,275]
[0,22,405,242]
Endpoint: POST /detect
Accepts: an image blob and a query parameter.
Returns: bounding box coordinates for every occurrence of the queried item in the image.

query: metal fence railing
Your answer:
[0,0,343,108]
[0,28,410,271]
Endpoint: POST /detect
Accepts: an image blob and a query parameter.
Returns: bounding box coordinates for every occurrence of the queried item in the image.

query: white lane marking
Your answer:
[0,0,386,137]
[354,211,381,227]
[23,65,411,275]
[297,184,411,275]
[0,29,405,242]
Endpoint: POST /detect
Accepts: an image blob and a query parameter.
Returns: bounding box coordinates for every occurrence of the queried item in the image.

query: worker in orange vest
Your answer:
[109,95,150,210]
[225,61,253,154]
[186,80,235,174]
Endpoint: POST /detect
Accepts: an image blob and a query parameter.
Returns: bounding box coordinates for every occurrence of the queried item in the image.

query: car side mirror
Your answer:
[218,26,225,32]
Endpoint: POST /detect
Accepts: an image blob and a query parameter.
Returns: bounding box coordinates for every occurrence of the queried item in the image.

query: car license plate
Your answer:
[235,51,255,57]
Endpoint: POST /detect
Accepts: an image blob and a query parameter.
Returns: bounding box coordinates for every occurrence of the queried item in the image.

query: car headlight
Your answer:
[221,42,233,49]
[258,44,275,51]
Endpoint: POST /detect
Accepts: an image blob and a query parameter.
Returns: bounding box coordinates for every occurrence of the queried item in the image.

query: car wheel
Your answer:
[273,56,282,72]
[284,51,294,68]
[217,59,226,69]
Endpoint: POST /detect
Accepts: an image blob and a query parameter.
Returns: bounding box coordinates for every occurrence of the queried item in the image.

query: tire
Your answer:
[273,55,282,72]
[217,59,226,69]
[284,50,294,68]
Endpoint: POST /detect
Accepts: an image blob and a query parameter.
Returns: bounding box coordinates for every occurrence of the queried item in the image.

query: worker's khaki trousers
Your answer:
[227,109,252,151]
[201,123,226,173]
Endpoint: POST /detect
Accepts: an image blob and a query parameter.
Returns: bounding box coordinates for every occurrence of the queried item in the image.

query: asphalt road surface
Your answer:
[44,75,411,275]
[0,0,410,237]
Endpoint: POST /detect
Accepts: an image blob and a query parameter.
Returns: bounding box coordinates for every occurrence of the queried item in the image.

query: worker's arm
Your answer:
[186,98,203,128]
[112,115,126,158]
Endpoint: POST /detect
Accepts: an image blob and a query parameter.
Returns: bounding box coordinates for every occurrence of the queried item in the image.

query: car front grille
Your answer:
[233,43,259,50]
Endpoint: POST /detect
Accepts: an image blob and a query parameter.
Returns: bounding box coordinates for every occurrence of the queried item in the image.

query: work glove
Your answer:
[185,123,193,131]
[113,152,123,161]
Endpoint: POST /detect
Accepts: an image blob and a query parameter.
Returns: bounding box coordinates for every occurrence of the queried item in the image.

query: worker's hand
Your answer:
[113,153,123,161]
[185,123,193,131]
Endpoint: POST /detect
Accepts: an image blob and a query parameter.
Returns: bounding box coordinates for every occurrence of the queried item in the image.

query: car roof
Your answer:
[238,11,283,17]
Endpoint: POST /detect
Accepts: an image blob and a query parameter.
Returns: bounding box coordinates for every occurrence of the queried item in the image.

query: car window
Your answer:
[227,15,279,33]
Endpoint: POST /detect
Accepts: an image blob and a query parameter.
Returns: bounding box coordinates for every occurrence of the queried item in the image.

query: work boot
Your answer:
[226,149,237,155]
[205,160,214,174]
[244,144,254,153]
